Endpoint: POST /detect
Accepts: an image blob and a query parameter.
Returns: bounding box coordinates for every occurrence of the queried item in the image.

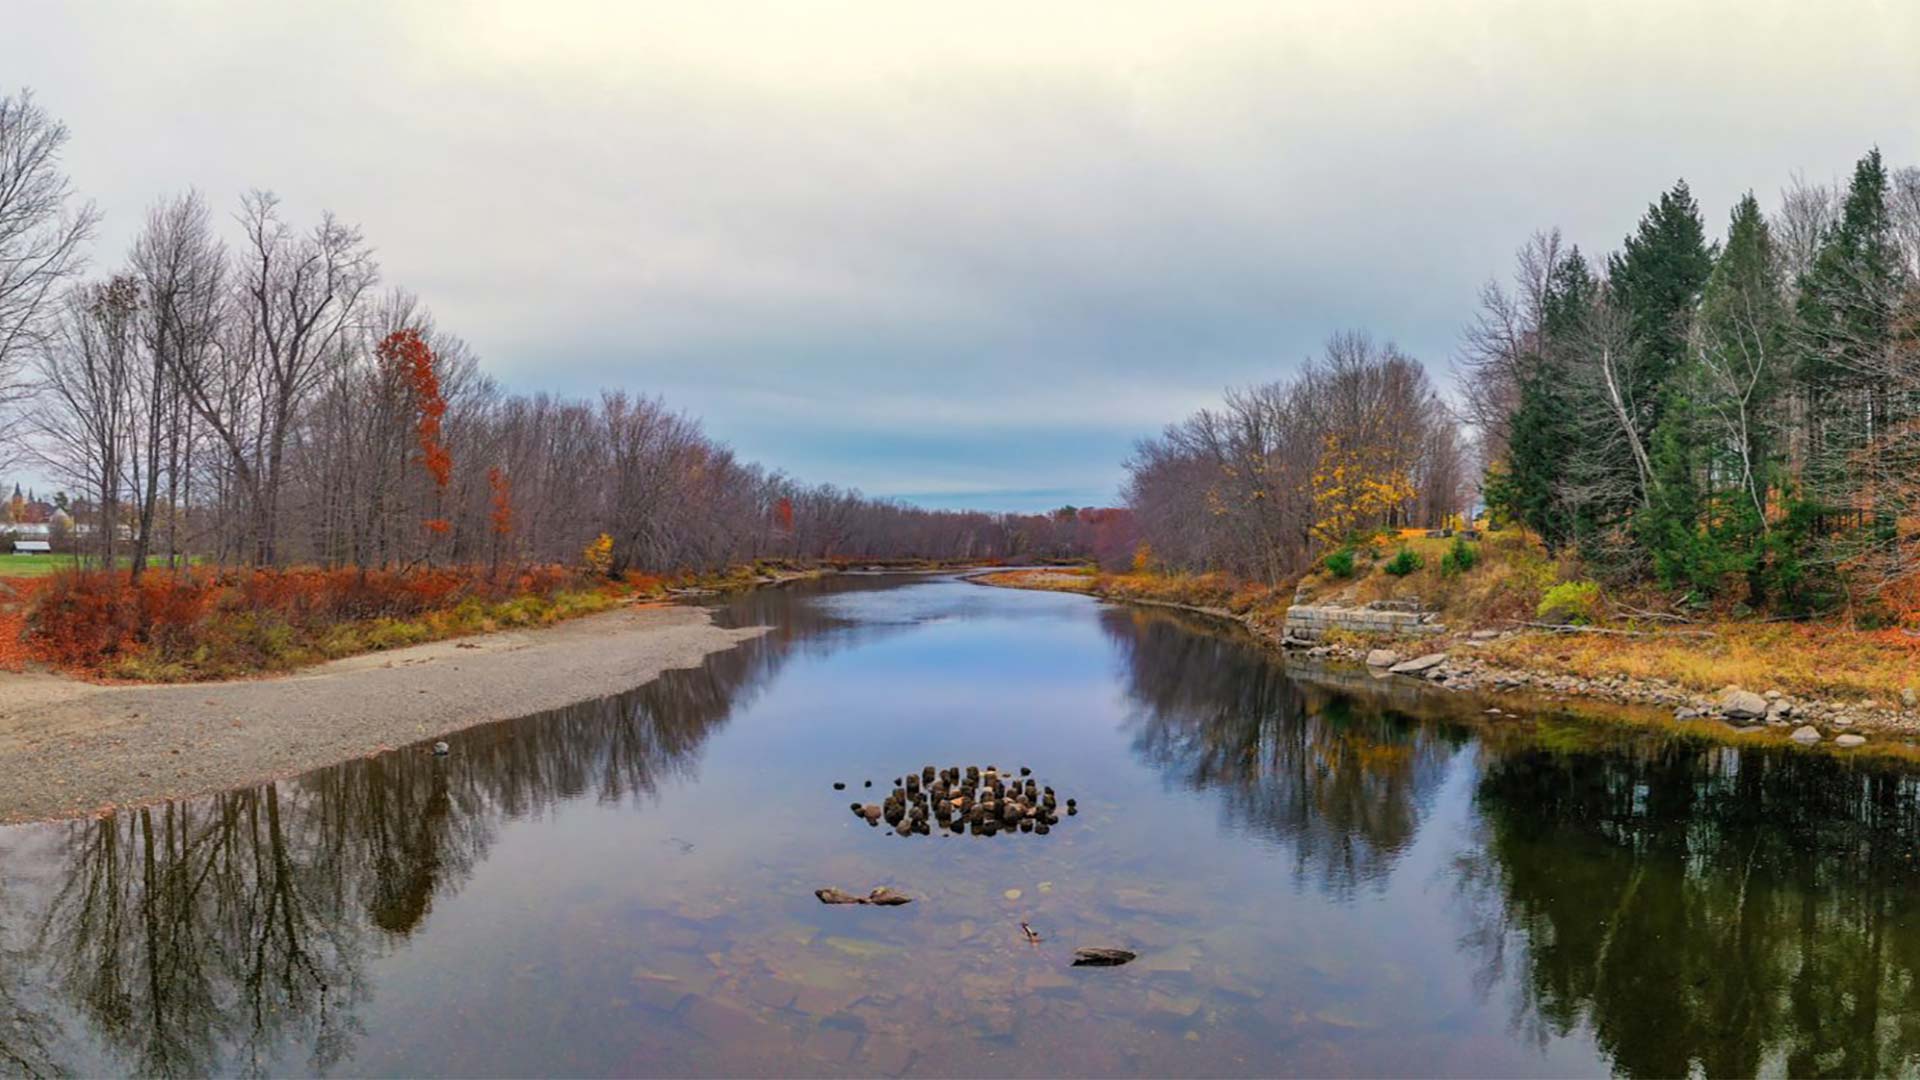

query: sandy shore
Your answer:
[0,603,767,824]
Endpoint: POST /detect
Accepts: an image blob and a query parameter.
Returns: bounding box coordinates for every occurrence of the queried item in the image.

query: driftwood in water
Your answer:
[1071,947,1137,967]
[815,887,914,906]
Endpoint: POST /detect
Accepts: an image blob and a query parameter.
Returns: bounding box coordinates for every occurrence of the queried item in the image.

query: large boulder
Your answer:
[1389,653,1448,676]
[1718,687,1769,721]
[1365,649,1402,668]
[1788,725,1821,745]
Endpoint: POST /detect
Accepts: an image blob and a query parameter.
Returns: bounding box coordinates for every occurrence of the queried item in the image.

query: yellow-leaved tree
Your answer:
[582,533,614,576]
[1311,432,1414,546]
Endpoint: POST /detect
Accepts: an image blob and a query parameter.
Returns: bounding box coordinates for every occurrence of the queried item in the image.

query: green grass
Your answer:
[0,554,79,577]
[0,554,201,578]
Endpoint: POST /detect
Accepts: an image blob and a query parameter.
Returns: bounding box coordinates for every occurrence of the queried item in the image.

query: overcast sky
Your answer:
[10,1,1918,509]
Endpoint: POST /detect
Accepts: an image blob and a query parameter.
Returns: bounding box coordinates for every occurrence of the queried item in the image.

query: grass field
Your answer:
[0,554,199,578]
[0,554,77,578]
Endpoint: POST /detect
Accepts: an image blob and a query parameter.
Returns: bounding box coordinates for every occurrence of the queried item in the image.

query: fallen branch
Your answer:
[1607,601,1696,624]
[1516,621,1717,639]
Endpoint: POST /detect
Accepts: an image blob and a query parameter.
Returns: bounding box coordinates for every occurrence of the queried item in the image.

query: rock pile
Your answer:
[842,764,1076,837]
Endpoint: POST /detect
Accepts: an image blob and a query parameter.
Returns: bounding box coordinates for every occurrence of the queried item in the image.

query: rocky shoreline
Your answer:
[1301,635,1914,747]
[968,571,1919,747]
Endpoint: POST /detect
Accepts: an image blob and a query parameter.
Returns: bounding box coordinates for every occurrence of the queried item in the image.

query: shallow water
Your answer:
[3,574,1920,1077]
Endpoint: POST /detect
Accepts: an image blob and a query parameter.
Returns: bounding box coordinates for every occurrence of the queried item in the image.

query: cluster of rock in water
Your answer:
[835,765,1076,837]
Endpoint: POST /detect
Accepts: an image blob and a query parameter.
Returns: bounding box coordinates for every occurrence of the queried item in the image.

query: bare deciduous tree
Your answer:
[0,89,97,465]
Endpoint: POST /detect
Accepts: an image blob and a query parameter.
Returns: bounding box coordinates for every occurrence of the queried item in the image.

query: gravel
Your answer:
[0,603,766,824]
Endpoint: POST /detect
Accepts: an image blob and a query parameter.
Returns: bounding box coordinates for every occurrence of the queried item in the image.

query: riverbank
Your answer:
[0,602,768,824]
[972,560,1920,748]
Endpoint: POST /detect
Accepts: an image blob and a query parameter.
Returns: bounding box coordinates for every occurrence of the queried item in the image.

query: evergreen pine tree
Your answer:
[1602,181,1711,579]
[1795,149,1903,515]
[1693,193,1788,600]
[1487,248,1595,554]
[1640,396,1703,591]
[1607,180,1714,443]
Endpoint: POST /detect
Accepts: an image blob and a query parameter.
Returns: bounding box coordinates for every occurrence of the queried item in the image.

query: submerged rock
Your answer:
[836,763,1074,839]
[815,886,914,906]
[1071,947,1138,967]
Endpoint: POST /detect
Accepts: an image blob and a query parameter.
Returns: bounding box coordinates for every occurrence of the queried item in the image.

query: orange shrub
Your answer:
[26,563,596,673]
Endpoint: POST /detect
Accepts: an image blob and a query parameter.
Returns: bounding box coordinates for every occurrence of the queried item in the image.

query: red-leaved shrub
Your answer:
[27,564,591,673]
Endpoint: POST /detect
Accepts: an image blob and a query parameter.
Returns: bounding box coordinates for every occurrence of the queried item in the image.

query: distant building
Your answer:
[11,540,51,554]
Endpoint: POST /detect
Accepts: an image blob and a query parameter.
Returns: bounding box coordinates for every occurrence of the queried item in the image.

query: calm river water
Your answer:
[3,574,1919,1077]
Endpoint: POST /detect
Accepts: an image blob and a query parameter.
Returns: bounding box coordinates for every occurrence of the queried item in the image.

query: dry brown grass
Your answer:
[1302,529,1556,627]
[971,568,1098,593]
[1481,622,1920,703]
[986,533,1920,704]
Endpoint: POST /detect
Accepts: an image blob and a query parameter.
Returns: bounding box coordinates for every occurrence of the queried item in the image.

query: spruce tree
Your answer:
[1639,396,1703,590]
[1488,248,1594,554]
[1602,181,1712,579]
[1607,180,1714,442]
[1795,149,1902,514]
[1688,193,1790,600]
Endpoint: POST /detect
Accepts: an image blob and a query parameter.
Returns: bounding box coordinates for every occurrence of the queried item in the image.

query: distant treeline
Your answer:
[1126,331,1469,584]
[1127,148,1920,614]
[0,90,1110,575]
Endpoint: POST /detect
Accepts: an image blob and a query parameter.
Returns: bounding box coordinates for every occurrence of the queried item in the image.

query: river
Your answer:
[1,573,1916,1077]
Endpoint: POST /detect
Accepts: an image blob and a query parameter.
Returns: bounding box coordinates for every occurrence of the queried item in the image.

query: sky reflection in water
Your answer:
[2,574,1919,1077]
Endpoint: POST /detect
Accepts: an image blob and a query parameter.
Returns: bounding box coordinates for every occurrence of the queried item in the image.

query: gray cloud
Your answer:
[10,0,1918,508]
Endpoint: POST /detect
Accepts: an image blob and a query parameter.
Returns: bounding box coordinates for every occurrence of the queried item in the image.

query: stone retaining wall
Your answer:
[1284,604,1445,641]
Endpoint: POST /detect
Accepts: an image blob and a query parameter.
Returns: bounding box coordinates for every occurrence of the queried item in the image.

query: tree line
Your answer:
[1464,149,1920,612]
[0,90,1109,576]
[1124,331,1470,584]
[1126,146,1920,614]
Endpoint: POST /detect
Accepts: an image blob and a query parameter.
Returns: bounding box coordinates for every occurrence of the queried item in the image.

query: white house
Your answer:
[12,540,51,554]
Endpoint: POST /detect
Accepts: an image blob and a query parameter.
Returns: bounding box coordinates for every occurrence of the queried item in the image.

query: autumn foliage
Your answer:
[378,328,453,538]
[25,564,590,676]
[488,467,514,537]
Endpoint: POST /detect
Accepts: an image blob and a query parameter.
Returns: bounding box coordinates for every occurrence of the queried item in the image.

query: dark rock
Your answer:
[833,781,846,790]
[1071,947,1137,967]
[815,886,914,906]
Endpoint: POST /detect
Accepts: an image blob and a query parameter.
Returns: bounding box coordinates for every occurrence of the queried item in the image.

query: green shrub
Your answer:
[1323,548,1356,578]
[1537,580,1601,625]
[1439,536,1479,576]
[1383,548,1422,576]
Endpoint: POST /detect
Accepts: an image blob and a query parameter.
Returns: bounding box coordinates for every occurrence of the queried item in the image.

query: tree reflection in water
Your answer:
[0,576,885,1077]
[1456,729,1920,1077]
[10,578,1920,1076]
[1101,606,1469,895]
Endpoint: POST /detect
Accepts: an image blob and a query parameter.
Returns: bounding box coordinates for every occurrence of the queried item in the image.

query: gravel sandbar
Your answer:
[0,603,766,824]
